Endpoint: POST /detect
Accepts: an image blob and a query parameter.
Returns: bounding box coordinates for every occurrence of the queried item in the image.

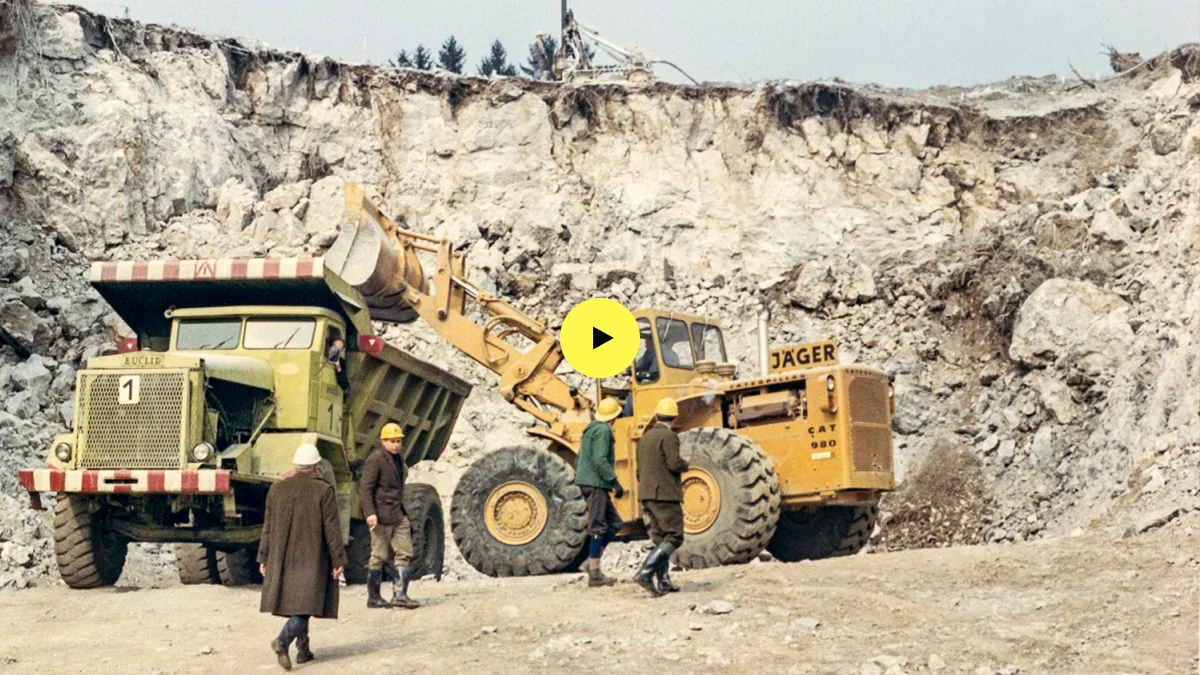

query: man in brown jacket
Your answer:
[258,443,346,670]
[633,397,689,596]
[359,422,418,609]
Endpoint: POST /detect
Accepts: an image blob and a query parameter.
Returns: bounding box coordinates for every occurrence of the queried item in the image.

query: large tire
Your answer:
[673,428,781,570]
[767,505,878,562]
[175,543,220,585]
[216,547,262,586]
[404,483,445,581]
[344,519,371,585]
[53,494,128,589]
[451,446,587,577]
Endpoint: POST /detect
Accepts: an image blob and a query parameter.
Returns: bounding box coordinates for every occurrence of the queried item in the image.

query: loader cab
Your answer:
[599,309,729,422]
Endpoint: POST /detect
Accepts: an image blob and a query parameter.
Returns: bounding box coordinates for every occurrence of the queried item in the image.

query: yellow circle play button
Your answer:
[560,298,640,379]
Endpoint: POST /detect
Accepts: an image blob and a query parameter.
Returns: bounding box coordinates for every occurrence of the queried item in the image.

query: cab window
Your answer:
[633,318,659,384]
[690,323,727,362]
[655,317,695,369]
[177,319,241,350]
[244,318,316,350]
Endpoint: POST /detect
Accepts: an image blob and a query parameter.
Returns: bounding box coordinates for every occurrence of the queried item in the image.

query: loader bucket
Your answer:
[325,185,427,324]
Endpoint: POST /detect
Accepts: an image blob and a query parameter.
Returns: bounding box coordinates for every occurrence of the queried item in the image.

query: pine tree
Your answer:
[389,49,412,68]
[437,36,467,74]
[477,40,517,77]
[412,45,433,70]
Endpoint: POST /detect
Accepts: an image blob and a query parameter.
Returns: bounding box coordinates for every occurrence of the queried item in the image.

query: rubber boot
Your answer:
[294,635,313,665]
[654,542,680,593]
[366,570,391,609]
[586,558,616,587]
[633,545,668,597]
[390,566,420,609]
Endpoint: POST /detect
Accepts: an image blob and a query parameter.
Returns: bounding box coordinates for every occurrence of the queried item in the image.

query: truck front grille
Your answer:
[847,375,892,473]
[78,372,187,469]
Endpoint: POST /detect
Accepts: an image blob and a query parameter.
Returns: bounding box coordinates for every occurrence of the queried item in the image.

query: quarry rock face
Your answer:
[1,2,1198,582]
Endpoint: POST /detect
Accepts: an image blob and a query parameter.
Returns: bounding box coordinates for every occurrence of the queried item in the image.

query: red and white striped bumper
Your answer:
[18,469,231,494]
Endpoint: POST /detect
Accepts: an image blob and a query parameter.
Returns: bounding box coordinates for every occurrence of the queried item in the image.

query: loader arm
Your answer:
[325,185,591,442]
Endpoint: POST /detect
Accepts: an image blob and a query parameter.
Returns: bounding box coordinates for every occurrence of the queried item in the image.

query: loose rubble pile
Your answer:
[1,2,1198,586]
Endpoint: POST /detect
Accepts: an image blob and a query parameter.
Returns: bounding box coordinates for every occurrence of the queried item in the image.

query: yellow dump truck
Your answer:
[18,258,470,588]
[328,186,896,575]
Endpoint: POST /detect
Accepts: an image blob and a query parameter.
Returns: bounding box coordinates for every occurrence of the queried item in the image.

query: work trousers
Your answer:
[368,516,413,570]
[641,500,684,548]
[276,615,310,649]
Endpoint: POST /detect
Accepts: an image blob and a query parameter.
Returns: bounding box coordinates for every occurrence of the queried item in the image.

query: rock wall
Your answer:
[2,3,1198,585]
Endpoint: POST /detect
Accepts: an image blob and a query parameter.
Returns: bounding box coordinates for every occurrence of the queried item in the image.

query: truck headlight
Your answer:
[54,442,73,462]
[191,443,214,463]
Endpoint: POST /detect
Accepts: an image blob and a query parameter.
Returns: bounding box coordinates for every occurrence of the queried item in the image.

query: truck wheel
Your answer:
[404,483,445,581]
[175,544,220,585]
[344,520,371,585]
[674,428,781,570]
[216,547,262,586]
[53,494,128,589]
[767,505,878,562]
[451,446,587,577]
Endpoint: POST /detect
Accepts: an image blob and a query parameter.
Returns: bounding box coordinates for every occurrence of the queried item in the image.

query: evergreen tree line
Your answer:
[388,34,570,78]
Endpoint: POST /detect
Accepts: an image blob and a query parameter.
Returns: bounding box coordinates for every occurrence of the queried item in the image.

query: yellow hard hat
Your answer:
[595,397,621,422]
[380,423,404,440]
[654,397,679,418]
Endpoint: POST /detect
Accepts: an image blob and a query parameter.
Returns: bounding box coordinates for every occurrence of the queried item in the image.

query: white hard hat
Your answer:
[293,443,321,466]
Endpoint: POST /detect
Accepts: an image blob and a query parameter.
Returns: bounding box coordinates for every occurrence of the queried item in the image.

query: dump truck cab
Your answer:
[20,258,470,589]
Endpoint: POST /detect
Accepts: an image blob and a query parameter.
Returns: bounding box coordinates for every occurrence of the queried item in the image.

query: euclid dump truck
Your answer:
[18,258,470,588]
[322,185,896,575]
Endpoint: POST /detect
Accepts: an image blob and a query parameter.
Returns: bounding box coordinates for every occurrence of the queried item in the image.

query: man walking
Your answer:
[574,397,625,587]
[359,423,418,609]
[633,397,688,596]
[258,444,346,670]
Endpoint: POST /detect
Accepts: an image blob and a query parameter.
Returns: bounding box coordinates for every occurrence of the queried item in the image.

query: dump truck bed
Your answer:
[348,342,471,466]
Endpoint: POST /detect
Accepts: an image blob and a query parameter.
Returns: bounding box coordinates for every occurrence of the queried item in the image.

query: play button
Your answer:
[560,298,640,379]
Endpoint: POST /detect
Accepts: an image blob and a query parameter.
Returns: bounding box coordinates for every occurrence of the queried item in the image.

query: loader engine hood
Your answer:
[173,352,274,391]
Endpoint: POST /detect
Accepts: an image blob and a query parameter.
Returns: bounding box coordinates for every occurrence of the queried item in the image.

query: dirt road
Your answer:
[0,523,1195,675]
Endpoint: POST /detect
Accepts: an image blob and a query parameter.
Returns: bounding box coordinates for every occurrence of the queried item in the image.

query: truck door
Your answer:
[317,325,345,439]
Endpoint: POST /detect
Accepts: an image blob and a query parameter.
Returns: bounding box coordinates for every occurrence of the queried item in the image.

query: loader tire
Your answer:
[53,494,128,589]
[451,446,587,577]
[404,483,445,581]
[344,520,371,585]
[175,543,220,585]
[216,547,262,586]
[673,428,781,570]
[767,505,878,562]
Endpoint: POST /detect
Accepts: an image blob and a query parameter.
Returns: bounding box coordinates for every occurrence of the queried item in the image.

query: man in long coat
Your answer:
[633,397,689,596]
[258,444,346,670]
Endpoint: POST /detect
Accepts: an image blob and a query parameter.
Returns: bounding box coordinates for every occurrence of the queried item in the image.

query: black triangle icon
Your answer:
[592,327,613,349]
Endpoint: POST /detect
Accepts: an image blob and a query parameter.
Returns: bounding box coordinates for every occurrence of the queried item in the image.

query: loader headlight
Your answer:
[54,442,73,462]
[191,443,214,463]
[826,375,836,392]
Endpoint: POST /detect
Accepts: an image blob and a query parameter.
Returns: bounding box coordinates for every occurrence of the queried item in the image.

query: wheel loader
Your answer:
[326,186,896,575]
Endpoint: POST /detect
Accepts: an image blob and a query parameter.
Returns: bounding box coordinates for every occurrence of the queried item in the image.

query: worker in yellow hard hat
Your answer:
[573,397,625,587]
[633,397,689,596]
[358,423,419,609]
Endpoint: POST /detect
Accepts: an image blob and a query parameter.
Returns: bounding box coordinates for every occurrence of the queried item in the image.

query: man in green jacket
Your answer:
[574,397,625,587]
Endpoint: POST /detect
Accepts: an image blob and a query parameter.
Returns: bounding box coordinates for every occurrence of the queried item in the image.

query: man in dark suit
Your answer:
[359,423,418,609]
[633,397,689,596]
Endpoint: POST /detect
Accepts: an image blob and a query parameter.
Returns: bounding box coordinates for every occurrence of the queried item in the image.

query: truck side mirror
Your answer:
[358,335,384,357]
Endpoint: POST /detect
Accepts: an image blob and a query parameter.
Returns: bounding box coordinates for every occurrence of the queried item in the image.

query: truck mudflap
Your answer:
[18,469,232,494]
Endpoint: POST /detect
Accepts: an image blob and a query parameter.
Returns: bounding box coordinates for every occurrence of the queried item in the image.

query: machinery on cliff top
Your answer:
[326,185,895,576]
[550,0,698,86]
